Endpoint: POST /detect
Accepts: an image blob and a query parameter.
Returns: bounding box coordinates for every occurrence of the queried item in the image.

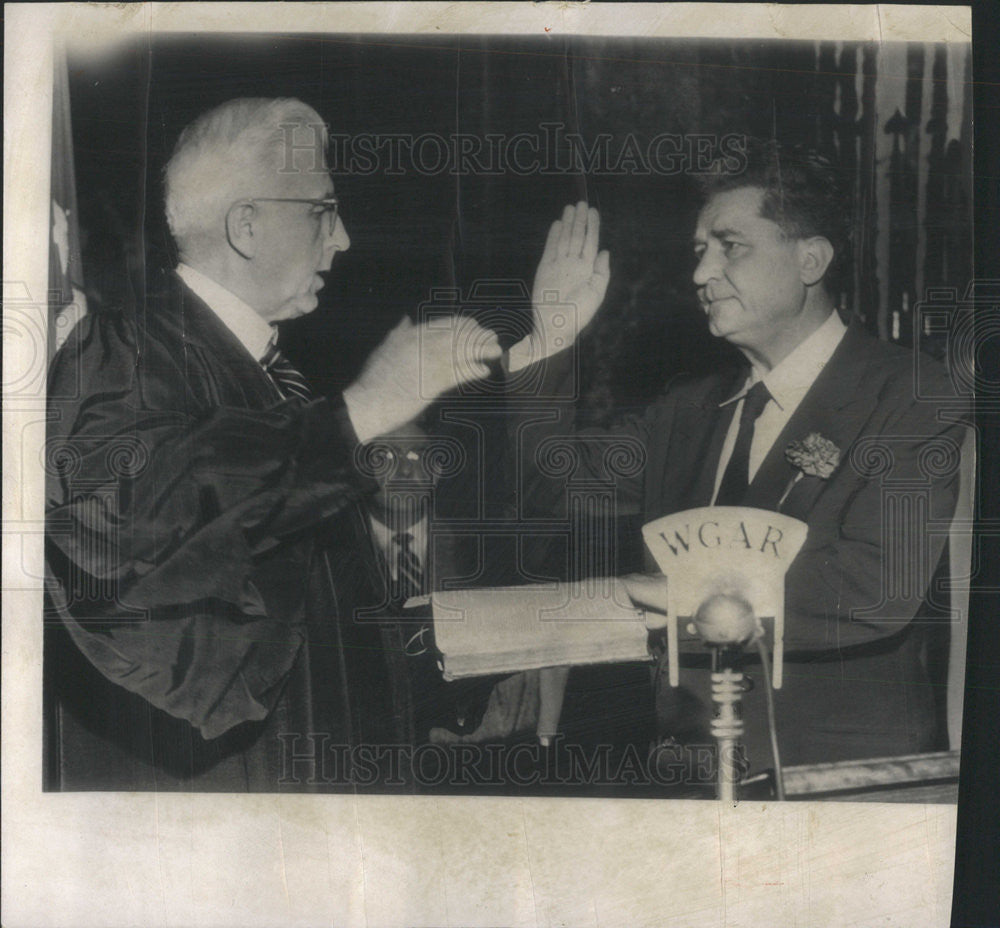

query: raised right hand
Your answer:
[529,201,611,356]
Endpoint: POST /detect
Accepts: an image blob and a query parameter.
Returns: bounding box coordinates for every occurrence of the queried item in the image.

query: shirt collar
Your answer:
[368,512,428,557]
[719,310,847,410]
[176,263,276,362]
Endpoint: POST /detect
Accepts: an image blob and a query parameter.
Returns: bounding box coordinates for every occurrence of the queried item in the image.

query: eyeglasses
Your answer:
[236,194,340,237]
[374,446,425,465]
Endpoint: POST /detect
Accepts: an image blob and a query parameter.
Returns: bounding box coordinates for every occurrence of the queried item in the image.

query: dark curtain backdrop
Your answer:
[64,34,972,418]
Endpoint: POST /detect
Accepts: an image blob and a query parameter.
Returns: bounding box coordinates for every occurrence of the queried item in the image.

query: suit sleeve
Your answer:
[779,382,968,653]
[523,343,968,656]
[510,346,655,523]
[45,313,378,739]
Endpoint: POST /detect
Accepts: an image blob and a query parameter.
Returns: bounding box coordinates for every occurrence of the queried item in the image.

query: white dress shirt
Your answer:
[175,264,430,448]
[176,263,276,361]
[711,311,847,503]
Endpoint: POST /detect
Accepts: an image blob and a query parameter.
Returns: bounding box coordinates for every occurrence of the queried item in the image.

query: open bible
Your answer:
[410,579,652,681]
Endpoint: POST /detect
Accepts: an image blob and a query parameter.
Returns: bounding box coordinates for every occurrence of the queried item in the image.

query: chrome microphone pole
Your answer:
[710,657,745,803]
[691,594,760,803]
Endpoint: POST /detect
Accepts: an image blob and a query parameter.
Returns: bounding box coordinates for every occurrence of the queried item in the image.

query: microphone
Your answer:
[692,592,759,647]
[641,506,808,689]
[640,507,809,801]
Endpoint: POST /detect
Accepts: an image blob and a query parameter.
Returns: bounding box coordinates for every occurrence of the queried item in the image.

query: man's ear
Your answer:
[225,201,259,259]
[797,236,834,286]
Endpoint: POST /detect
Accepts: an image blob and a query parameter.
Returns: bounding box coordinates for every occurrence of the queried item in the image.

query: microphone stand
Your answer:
[639,507,803,803]
[709,645,747,803]
[690,594,759,803]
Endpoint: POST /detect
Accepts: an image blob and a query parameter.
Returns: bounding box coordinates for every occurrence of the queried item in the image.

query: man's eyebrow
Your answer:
[692,226,744,246]
[708,226,744,240]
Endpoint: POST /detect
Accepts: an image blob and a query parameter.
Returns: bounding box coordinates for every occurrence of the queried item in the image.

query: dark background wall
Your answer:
[65,34,972,417]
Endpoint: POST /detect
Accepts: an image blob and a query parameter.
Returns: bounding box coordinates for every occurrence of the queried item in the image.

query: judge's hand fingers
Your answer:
[422,318,500,389]
[458,320,501,375]
[567,200,589,256]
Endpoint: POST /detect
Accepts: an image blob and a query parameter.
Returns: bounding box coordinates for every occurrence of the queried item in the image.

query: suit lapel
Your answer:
[744,323,882,515]
[349,501,391,602]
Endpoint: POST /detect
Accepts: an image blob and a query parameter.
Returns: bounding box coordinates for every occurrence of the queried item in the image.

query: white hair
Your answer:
[164,97,329,254]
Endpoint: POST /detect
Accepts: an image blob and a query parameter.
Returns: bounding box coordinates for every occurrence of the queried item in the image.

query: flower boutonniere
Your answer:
[778,432,841,508]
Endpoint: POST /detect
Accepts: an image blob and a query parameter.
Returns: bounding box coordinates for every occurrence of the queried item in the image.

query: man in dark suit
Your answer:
[358,418,473,746]
[512,141,967,775]
[359,419,536,755]
[44,97,500,791]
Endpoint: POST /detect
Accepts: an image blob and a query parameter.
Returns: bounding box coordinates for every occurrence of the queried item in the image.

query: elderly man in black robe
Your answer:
[44,97,501,791]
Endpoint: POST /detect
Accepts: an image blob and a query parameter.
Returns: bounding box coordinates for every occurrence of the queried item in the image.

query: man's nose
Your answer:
[397,456,417,479]
[693,247,719,288]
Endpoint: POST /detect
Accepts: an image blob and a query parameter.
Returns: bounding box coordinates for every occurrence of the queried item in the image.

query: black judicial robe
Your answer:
[44,272,401,791]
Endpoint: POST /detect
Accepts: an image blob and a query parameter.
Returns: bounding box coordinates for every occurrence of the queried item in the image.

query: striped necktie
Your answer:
[260,342,313,402]
[393,532,425,600]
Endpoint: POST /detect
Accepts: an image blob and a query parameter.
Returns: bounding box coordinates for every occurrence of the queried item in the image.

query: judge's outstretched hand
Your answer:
[344,315,501,443]
[512,202,610,371]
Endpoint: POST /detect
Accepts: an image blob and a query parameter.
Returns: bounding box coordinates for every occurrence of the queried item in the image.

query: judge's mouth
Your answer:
[295,276,324,303]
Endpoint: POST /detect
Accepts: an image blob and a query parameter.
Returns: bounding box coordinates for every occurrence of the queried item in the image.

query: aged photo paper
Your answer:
[4,3,979,926]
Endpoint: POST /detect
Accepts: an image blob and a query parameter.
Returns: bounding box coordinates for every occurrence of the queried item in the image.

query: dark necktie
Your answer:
[260,342,313,402]
[714,380,772,506]
[393,532,425,600]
